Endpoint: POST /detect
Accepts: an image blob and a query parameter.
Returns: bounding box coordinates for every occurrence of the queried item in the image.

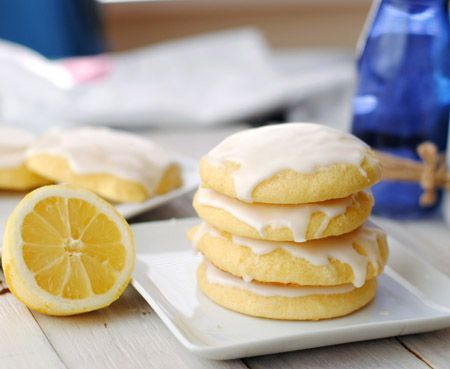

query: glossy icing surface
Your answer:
[206,123,370,201]
[196,187,359,242]
[0,127,35,168]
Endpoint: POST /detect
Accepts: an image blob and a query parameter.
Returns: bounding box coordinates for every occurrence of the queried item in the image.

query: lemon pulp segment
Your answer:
[21,196,127,299]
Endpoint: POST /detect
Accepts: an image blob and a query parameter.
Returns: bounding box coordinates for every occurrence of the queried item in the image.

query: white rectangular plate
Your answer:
[0,156,198,239]
[131,217,450,360]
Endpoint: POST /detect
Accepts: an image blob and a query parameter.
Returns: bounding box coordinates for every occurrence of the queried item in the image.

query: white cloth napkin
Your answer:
[0,28,353,132]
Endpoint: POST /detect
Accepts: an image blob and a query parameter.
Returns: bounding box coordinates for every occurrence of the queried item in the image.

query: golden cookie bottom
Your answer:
[0,164,52,191]
[198,261,377,320]
[26,154,182,203]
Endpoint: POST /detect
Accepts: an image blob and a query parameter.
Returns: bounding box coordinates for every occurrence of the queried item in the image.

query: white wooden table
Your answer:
[0,125,449,369]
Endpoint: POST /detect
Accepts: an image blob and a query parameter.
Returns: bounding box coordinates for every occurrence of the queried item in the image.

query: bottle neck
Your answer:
[373,0,450,32]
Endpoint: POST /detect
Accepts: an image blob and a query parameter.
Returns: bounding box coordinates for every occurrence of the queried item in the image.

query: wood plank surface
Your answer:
[31,287,246,369]
[0,272,67,369]
[398,330,450,369]
[245,338,432,369]
[374,217,450,369]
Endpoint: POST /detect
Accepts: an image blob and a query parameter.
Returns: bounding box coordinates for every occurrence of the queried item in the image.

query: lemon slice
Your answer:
[2,185,135,316]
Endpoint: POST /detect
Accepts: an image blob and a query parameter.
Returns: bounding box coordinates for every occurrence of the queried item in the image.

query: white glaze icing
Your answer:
[26,126,176,192]
[206,123,371,201]
[195,222,385,288]
[196,187,364,242]
[191,222,224,249]
[205,262,355,297]
[0,126,35,168]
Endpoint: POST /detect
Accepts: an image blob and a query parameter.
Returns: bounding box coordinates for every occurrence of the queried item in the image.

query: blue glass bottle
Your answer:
[0,0,105,59]
[352,0,450,218]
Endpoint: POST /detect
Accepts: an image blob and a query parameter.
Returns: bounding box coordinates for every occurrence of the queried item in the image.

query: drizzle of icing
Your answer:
[0,126,35,168]
[196,187,362,242]
[206,123,371,201]
[195,222,385,288]
[191,222,225,249]
[205,262,355,297]
[26,126,176,192]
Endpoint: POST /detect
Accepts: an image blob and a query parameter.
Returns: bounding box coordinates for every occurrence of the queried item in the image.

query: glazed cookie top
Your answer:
[200,123,381,204]
[26,126,177,192]
[0,126,35,168]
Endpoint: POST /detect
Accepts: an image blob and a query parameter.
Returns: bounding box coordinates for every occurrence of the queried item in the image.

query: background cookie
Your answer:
[26,127,182,203]
[26,154,181,203]
[0,126,51,190]
[190,223,388,287]
[198,261,377,320]
[200,123,381,204]
[193,188,373,242]
[0,165,52,191]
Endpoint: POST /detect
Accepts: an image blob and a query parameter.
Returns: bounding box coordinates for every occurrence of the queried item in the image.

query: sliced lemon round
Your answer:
[2,185,135,316]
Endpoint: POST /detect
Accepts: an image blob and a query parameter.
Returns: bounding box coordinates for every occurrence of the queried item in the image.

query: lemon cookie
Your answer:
[200,123,381,204]
[0,127,52,190]
[190,222,388,287]
[198,261,377,320]
[193,188,373,242]
[26,127,182,203]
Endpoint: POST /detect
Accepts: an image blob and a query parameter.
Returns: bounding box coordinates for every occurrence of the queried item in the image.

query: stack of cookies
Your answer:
[26,127,182,203]
[189,123,389,320]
